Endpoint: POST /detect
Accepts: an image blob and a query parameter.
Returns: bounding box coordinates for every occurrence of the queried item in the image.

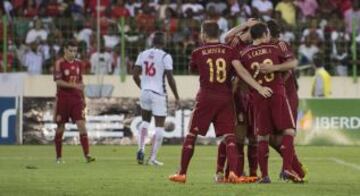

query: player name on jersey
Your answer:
[201,48,226,56]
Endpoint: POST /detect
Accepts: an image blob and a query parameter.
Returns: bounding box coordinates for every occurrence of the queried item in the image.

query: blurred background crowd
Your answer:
[0,0,359,76]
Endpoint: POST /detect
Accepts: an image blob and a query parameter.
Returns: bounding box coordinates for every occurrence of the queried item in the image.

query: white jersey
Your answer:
[135,48,173,95]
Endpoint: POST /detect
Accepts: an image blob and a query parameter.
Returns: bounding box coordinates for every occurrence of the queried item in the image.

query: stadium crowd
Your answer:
[0,0,359,75]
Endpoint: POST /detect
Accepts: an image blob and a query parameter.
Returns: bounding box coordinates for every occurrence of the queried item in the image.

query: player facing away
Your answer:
[239,23,302,183]
[133,32,180,166]
[215,19,260,182]
[262,20,306,180]
[169,21,272,184]
[53,40,95,163]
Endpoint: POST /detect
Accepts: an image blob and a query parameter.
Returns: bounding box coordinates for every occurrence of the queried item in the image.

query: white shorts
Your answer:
[140,90,167,116]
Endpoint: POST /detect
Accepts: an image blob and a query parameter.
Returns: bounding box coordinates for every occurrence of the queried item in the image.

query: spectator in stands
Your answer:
[111,44,132,75]
[280,24,295,43]
[3,0,14,18]
[45,0,64,17]
[75,22,92,49]
[125,0,141,17]
[275,0,295,26]
[25,18,48,44]
[103,24,120,49]
[23,41,44,74]
[206,0,227,15]
[65,0,84,22]
[312,55,331,97]
[135,3,156,34]
[181,0,204,21]
[163,7,179,36]
[111,0,130,19]
[87,0,110,17]
[332,42,350,76]
[13,37,28,67]
[13,9,29,40]
[178,8,200,44]
[158,0,177,20]
[251,0,273,21]
[23,0,39,18]
[294,0,318,21]
[230,0,252,25]
[344,1,360,34]
[302,19,324,43]
[298,36,320,66]
[90,41,112,75]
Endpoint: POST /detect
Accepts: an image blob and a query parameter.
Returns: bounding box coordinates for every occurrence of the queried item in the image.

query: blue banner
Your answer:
[0,97,16,144]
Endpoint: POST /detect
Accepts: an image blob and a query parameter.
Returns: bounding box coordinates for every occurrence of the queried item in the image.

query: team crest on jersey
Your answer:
[64,69,70,76]
[71,66,75,70]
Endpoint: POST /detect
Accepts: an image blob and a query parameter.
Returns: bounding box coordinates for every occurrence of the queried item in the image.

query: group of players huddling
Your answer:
[167,18,307,184]
[52,14,306,184]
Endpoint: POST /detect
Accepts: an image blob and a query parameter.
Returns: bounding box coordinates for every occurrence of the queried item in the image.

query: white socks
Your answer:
[138,121,149,152]
[150,127,164,161]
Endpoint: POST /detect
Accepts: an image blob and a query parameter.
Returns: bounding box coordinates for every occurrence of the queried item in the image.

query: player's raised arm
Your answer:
[232,59,273,98]
[224,18,258,43]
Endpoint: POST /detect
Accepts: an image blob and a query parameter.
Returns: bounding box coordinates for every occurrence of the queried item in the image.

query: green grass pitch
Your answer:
[0,145,359,196]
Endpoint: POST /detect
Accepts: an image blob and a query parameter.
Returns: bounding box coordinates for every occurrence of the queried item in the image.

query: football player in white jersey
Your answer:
[133,32,180,166]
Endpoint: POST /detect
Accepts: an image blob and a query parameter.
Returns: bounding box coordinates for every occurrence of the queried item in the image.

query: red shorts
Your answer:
[234,91,255,139]
[188,92,236,137]
[253,92,295,136]
[55,96,85,124]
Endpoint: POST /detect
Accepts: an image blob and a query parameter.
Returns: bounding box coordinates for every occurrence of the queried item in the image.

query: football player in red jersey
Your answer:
[53,41,95,163]
[239,23,302,183]
[261,20,306,180]
[169,21,272,184]
[215,19,260,182]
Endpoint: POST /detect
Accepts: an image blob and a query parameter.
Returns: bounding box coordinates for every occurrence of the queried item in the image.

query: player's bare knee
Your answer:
[257,134,270,142]
[76,121,87,134]
[56,124,65,133]
[283,128,296,136]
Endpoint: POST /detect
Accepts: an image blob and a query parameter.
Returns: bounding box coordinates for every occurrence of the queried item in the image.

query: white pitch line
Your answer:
[329,157,360,171]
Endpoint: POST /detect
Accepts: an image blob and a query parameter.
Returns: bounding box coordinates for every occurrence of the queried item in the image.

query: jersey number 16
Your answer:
[144,61,156,76]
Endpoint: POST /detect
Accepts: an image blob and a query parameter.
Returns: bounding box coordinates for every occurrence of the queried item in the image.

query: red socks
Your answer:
[80,133,90,157]
[292,154,304,178]
[54,131,64,158]
[216,141,227,173]
[257,140,269,178]
[179,134,196,175]
[224,135,238,174]
[247,144,258,176]
[281,135,295,171]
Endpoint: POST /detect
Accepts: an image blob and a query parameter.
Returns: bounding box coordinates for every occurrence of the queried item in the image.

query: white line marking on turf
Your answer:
[329,157,360,171]
[0,156,327,161]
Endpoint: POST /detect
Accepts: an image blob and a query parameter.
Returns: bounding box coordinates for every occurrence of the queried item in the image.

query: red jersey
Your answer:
[189,42,237,96]
[54,58,83,99]
[272,40,298,96]
[239,43,288,92]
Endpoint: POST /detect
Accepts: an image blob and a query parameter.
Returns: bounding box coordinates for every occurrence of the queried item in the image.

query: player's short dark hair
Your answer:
[250,23,268,40]
[152,32,165,47]
[266,20,281,38]
[201,21,220,39]
[64,40,78,49]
